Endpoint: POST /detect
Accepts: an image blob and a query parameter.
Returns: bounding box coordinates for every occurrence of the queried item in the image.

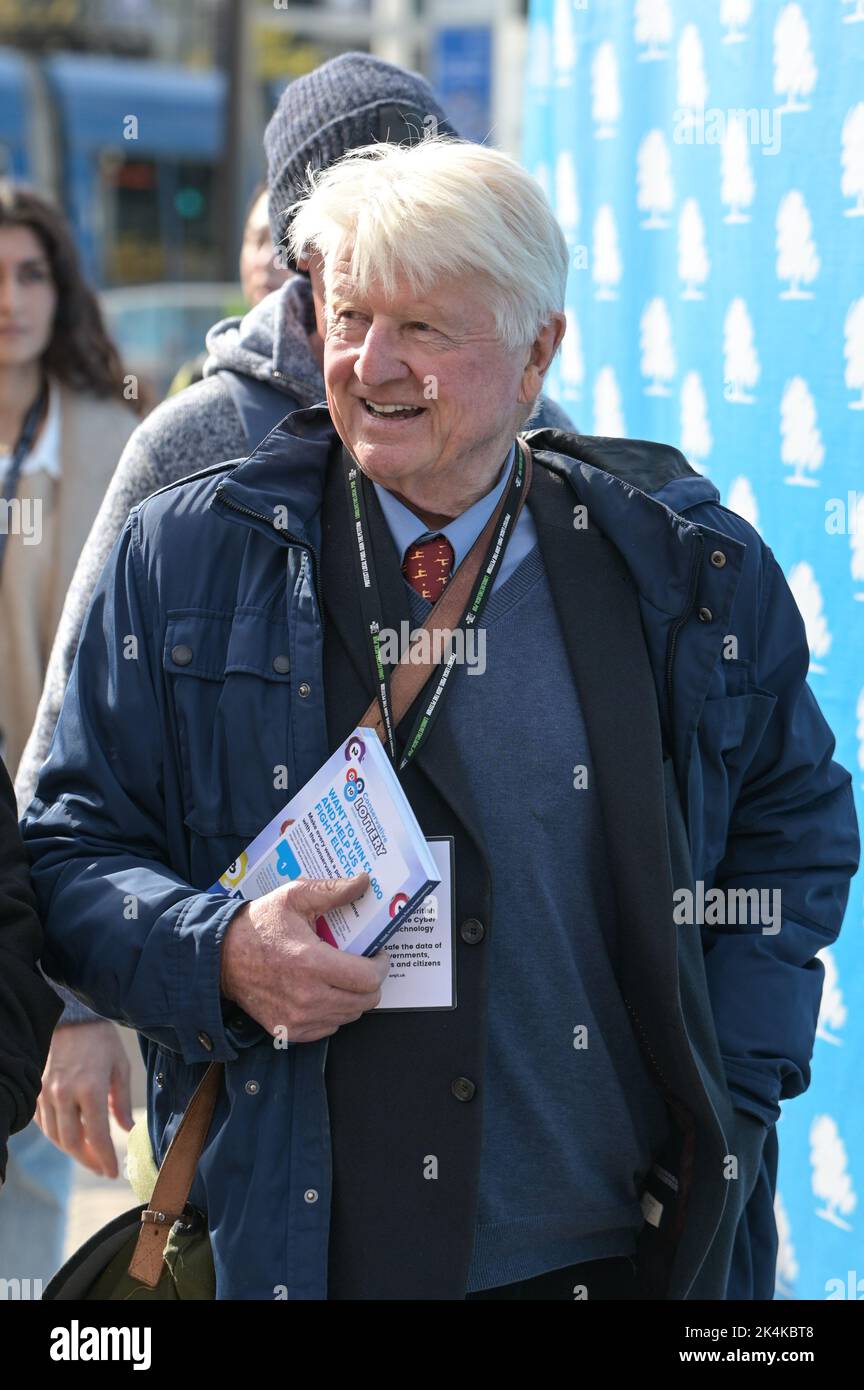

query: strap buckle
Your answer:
[140,1209,178,1226]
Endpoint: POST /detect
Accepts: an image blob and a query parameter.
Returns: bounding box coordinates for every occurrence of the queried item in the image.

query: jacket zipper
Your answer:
[664,532,703,712]
[215,486,324,632]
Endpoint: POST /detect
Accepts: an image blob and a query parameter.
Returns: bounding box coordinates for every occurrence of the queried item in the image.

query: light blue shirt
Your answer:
[372,440,539,592]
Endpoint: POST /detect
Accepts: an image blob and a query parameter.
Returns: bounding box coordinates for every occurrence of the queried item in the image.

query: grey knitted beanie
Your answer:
[264,51,460,260]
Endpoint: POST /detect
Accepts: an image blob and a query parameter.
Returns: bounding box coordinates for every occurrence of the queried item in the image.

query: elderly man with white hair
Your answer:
[22,136,859,1302]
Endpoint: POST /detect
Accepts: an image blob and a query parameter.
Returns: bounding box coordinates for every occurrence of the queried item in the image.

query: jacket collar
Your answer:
[521,426,727,618]
[211,405,743,619]
[211,404,335,545]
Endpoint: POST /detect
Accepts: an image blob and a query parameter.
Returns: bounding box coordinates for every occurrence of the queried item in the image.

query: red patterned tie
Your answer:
[401,535,455,601]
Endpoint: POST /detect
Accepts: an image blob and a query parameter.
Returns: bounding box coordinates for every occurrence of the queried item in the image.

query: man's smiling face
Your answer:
[320,244,532,515]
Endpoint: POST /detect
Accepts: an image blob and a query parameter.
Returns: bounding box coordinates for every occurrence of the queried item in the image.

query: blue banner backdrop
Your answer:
[522,0,863,1300]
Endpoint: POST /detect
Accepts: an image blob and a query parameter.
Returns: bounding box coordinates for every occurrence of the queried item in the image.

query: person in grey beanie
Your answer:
[14,50,576,1200]
[264,50,461,263]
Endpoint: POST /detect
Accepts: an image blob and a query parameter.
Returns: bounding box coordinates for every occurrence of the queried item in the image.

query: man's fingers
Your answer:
[77,1089,118,1179]
[34,1093,56,1144]
[282,872,371,920]
[312,941,390,993]
[109,1063,134,1132]
[51,1094,102,1174]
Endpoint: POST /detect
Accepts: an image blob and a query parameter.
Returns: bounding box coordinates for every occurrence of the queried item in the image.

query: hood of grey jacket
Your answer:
[202,273,326,409]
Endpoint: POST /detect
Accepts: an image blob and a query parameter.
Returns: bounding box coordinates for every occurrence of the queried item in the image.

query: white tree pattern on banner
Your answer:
[634,0,672,62]
[593,204,622,299]
[776,191,820,297]
[678,198,710,298]
[593,366,627,436]
[721,0,752,45]
[845,298,864,405]
[676,25,708,123]
[555,150,580,234]
[553,0,577,86]
[810,1115,857,1230]
[592,41,621,139]
[816,948,847,1045]
[788,561,831,672]
[725,476,760,532]
[680,370,713,471]
[524,0,864,1302]
[527,20,552,96]
[774,3,818,112]
[721,113,756,223]
[781,377,824,486]
[841,103,864,215]
[723,298,760,402]
[774,1193,799,1299]
[640,297,676,394]
[851,494,864,598]
[637,129,674,227]
[560,307,585,398]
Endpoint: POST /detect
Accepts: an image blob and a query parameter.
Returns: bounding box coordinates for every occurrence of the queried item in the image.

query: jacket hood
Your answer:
[522,426,721,513]
[202,273,325,408]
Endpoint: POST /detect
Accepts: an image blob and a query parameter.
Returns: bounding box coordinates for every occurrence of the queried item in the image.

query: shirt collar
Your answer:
[372,439,516,571]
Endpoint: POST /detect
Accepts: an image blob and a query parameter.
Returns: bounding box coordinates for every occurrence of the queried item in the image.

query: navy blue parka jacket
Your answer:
[21,408,859,1298]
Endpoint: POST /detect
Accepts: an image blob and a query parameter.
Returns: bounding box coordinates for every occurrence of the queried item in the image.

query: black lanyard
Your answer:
[0,379,49,579]
[343,438,529,772]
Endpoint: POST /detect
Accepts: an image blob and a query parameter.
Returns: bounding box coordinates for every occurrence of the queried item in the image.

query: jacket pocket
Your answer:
[163,609,295,842]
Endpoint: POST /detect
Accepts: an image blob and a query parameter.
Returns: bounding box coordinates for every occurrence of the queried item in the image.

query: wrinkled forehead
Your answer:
[323,245,433,306]
[321,241,497,331]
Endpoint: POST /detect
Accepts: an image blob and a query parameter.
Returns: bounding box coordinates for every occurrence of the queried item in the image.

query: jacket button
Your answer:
[710,550,726,568]
[197,1031,214,1052]
[451,1077,476,1102]
[155,1072,165,1087]
[245,1080,260,1095]
[298,681,311,698]
[460,917,485,944]
[272,654,291,674]
[697,607,713,623]
[171,644,193,666]
[304,1189,319,1203]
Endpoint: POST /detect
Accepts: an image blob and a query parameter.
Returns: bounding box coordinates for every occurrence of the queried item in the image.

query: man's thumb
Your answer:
[285,872,371,917]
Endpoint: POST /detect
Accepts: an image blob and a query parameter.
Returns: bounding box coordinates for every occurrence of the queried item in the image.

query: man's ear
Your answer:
[519,312,567,404]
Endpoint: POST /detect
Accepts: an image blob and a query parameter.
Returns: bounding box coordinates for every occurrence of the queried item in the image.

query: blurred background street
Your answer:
[0,0,529,398]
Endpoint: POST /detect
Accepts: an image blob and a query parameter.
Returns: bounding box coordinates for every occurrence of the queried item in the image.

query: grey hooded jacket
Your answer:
[15,271,575,1023]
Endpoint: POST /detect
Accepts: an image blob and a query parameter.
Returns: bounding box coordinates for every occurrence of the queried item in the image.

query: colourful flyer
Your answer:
[210,728,440,956]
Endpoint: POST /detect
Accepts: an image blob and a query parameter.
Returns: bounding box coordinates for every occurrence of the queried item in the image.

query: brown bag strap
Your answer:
[128,435,535,1286]
[128,1061,223,1287]
[360,435,534,739]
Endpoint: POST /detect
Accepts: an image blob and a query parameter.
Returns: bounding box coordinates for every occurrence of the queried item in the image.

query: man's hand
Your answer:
[221,873,390,1042]
[35,1021,134,1178]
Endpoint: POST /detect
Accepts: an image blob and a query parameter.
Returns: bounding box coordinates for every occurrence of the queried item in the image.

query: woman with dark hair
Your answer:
[0,182,139,1293]
[0,181,140,777]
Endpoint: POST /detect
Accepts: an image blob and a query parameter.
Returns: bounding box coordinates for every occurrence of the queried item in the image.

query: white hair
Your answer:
[286,135,569,353]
